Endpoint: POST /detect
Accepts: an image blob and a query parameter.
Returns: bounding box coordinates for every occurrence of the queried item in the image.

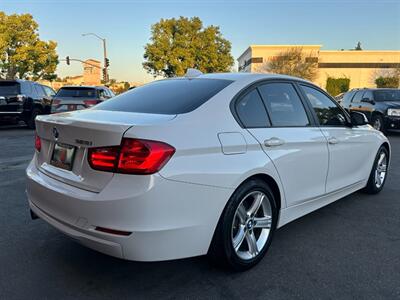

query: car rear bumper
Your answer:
[26,160,232,261]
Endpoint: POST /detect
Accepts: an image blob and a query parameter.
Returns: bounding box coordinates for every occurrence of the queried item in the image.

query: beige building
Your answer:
[238,45,400,89]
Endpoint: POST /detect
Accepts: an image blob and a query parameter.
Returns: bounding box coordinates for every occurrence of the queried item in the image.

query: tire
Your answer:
[208,179,278,271]
[372,115,386,134]
[363,146,389,194]
[25,108,41,129]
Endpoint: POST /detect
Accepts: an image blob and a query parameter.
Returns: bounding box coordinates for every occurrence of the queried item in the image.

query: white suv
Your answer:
[26,72,390,270]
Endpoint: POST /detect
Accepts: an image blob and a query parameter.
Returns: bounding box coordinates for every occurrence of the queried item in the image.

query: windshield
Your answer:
[0,82,21,96]
[374,90,400,101]
[95,78,233,115]
[56,87,97,98]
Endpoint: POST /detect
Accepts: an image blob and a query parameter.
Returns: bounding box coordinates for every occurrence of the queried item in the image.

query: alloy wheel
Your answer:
[231,191,272,260]
[374,152,387,188]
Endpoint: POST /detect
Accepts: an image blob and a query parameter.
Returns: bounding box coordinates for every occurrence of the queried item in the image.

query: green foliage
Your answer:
[259,47,318,81]
[0,12,58,80]
[375,76,399,88]
[143,17,234,77]
[326,77,350,96]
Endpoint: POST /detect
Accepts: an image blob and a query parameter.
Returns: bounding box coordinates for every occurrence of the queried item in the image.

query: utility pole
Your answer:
[82,33,109,83]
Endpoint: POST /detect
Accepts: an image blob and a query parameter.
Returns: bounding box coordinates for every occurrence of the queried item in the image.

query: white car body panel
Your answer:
[26,73,390,261]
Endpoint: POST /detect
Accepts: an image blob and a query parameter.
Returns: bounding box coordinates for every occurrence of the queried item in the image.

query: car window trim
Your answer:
[230,78,319,129]
[257,81,313,128]
[234,87,272,128]
[298,83,351,128]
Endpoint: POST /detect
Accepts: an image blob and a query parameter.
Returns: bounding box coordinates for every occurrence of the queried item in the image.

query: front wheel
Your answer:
[208,179,278,271]
[372,115,386,134]
[363,146,389,194]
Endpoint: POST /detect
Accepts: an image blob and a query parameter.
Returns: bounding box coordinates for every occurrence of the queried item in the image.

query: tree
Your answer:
[257,47,318,81]
[143,17,234,77]
[375,76,399,88]
[355,41,362,50]
[326,77,350,96]
[0,12,58,80]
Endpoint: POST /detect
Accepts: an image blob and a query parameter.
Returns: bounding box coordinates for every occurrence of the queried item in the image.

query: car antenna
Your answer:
[185,68,203,78]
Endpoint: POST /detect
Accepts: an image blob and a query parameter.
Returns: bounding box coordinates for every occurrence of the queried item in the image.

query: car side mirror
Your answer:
[361,98,375,105]
[351,111,369,126]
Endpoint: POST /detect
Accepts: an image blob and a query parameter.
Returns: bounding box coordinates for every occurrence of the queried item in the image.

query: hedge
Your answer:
[326,77,350,96]
[375,76,399,88]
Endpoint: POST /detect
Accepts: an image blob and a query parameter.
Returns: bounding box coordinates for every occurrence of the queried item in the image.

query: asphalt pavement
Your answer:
[1,126,399,299]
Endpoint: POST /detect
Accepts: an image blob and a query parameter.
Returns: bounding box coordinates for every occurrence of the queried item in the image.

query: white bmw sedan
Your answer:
[26,72,390,270]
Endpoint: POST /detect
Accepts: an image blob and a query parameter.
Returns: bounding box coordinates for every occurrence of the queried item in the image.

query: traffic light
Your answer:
[66,56,70,65]
[105,58,110,68]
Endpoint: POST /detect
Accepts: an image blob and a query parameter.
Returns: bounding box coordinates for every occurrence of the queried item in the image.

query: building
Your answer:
[38,59,102,90]
[238,45,400,89]
[82,59,101,86]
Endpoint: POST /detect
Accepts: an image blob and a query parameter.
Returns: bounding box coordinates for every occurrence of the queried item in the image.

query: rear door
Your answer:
[241,81,329,207]
[299,84,372,193]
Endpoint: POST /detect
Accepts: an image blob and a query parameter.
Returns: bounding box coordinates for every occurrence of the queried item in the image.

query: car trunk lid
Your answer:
[34,109,176,192]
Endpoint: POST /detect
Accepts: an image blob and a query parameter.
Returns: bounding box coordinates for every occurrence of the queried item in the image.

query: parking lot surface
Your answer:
[1,126,399,299]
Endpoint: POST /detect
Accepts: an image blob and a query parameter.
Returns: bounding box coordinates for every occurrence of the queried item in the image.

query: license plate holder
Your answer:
[50,143,76,171]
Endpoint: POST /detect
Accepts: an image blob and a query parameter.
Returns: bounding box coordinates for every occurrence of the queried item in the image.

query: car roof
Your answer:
[60,85,108,89]
[198,72,312,84]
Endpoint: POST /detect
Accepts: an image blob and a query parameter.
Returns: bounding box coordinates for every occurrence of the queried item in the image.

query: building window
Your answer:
[305,57,318,63]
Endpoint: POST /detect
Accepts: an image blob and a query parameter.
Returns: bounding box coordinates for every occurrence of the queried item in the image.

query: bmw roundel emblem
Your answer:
[53,127,59,140]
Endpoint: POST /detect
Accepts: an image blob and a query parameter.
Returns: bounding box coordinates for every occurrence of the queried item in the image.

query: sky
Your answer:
[1,0,400,83]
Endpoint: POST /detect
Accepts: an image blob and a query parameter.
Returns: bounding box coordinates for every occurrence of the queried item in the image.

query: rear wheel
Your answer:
[208,179,278,271]
[363,146,389,194]
[25,108,41,129]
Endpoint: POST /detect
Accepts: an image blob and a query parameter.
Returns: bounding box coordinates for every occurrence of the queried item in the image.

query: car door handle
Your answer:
[328,137,339,145]
[264,137,285,147]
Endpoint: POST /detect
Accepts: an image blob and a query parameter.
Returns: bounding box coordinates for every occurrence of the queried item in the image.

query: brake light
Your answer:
[51,99,61,106]
[34,134,41,152]
[83,100,99,107]
[88,138,175,175]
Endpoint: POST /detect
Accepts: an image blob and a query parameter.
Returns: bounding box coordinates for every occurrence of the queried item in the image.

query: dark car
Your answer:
[51,86,115,113]
[0,79,55,129]
[342,88,400,133]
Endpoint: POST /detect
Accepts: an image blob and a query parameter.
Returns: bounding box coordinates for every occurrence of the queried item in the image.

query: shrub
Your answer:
[326,77,350,96]
[375,76,399,88]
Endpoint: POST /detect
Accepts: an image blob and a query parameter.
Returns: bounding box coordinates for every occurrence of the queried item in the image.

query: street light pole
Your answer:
[82,33,109,83]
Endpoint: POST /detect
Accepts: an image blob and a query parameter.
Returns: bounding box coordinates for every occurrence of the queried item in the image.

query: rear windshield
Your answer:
[95,78,233,114]
[374,90,400,101]
[56,87,97,98]
[0,82,20,95]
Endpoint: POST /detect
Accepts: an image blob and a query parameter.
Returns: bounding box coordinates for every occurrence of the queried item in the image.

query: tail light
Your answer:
[34,134,41,152]
[51,99,61,113]
[83,100,99,107]
[88,138,175,175]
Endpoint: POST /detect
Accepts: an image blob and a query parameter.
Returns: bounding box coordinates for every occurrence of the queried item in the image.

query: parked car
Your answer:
[341,88,400,133]
[51,85,115,113]
[0,79,55,128]
[27,72,390,270]
[334,92,344,104]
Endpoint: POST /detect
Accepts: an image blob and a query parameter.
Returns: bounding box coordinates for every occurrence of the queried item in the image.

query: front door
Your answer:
[299,84,371,193]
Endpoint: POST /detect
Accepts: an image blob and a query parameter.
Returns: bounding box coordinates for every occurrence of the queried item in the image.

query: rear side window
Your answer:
[56,87,97,98]
[258,82,310,127]
[95,78,233,114]
[352,91,364,103]
[236,89,270,128]
[342,91,355,106]
[0,81,20,95]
